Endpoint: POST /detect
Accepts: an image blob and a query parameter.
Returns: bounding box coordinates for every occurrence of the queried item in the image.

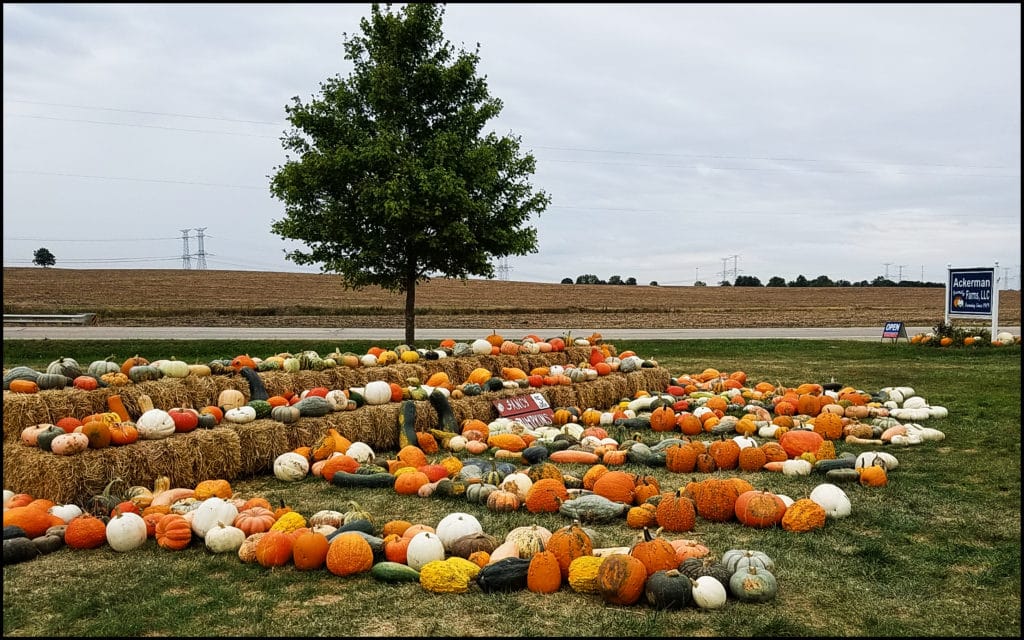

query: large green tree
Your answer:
[269,3,550,343]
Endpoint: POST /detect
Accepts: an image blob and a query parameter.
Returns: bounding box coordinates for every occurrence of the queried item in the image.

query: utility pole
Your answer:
[721,257,729,285]
[193,227,207,270]
[1003,266,1010,290]
[180,229,192,270]
[897,264,907,283]
[695,266,700,285]
[920,265,924,282]
[730,254,740,282]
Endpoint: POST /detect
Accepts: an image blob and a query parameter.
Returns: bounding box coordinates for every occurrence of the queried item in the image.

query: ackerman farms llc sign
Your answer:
[947,267,995,317]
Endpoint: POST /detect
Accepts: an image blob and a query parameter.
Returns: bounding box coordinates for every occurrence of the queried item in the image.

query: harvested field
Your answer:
[3,267,1020,328]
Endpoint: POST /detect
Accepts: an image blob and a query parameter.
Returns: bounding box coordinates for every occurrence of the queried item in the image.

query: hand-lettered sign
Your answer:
[492,393,554,428]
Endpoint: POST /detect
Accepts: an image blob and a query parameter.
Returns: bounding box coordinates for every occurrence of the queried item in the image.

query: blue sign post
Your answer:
[945,264,999,338]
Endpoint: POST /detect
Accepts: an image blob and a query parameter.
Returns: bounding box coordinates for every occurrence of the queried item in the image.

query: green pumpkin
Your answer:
[247,399,272,419]
[46,357,82,379]
[270,405,300,424]
[86,358,122,378]
[35,373,69,390]
[127,365,162,383]
[484,377,505,392]
[3,366,41,390]
[645,569,693,610]
[465,483,497,504]
[729,566,778,602]
[35,425,67,452]
[197,413,218,429]
[461,383,482,396]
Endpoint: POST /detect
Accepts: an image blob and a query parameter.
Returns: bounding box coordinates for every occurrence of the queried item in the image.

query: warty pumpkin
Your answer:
[780,498,827,532]
[630,527,678,576]
[597,553,648,605]
[545,520,593,579]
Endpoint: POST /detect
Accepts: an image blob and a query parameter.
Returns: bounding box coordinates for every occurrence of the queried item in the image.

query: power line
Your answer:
[3,98,283,125]
[6,98,1017,174]
[534,144,1014,170]
[5,114,280,138]
[538,157,1020,179]
[4,170,265,190]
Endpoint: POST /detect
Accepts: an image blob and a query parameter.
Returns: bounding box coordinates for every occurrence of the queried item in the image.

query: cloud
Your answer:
[3,3,1020,286]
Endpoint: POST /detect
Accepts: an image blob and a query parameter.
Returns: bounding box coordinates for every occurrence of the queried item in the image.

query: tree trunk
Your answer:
[404,278,416,345]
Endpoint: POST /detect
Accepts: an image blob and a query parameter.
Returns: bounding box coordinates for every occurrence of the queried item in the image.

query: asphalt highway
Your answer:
[5,326,1019,341]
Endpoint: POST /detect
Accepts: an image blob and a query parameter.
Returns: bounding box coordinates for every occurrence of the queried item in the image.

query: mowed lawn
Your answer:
[2,339,1021,637]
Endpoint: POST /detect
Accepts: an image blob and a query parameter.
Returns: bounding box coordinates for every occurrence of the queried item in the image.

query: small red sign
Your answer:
[492,393,554,427]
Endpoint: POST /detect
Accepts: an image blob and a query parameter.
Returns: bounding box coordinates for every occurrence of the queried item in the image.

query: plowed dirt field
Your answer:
[4,268,1019,329]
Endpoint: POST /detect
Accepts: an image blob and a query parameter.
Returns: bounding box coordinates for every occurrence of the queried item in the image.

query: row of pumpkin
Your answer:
[4,482,801,607]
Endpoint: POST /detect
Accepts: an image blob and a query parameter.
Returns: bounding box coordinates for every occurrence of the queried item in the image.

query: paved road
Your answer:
[4,326,1018,341]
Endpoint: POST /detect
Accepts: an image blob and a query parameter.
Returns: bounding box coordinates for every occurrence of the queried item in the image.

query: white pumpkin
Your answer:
[471,338,493,355]
[50,432,89,455]
[446,435,467,452]
[732,435,758,450]
[359,354,378,367]
[158,359,190,378]
[435,512,483,552]
[782,459,813,476]
[346,442,375,464]
[758,424,781,439]
[691,575,728,609]
[273,452,310,481]
[776,494,795,508]
[106,511,148,552]
[808,483,852,518]
[927,405,948,419]
[856,451,899,471]
[3,489,15,509]
[205,522,246,553]
[500,472,534,501]
[406,531,446,571]
[362,380,392,405]
[902,396,928,410]
[995,331,1015,345]
[137,409,176,440]
[308,510,345,528]
[48,503,84,524]
[224,405,257,424]
[325,389,348,411]
[190,497,239,538]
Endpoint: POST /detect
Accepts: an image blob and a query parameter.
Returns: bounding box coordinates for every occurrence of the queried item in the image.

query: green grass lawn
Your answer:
[3,339,1021,637]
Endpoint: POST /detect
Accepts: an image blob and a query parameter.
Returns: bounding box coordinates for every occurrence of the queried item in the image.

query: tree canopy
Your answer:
[32,247,55,268]
[269,3,549,343]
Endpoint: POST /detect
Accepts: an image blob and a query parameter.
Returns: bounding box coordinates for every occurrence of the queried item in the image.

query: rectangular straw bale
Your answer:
[179,375,223,408]
[286,417,333,451]
[223,420,290,477]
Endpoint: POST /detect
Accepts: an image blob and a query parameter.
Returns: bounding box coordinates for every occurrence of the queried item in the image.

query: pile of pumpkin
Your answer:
[1,331,617,395]
[2,483,783,609]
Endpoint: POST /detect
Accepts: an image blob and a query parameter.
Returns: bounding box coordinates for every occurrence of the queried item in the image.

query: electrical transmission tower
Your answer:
[193,228,208,270]
[897,264,907,283]
[730,254,740,281]
[495,257,510,281]
[721,257,729,284]
[180,229,192,270]
[883,262,891,279]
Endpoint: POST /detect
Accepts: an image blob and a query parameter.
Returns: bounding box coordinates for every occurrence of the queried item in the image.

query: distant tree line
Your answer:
[561,274,638,285]
[561,274,945,287]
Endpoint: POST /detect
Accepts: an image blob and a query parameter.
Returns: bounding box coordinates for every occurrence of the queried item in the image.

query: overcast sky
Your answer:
[3,3,1020,286]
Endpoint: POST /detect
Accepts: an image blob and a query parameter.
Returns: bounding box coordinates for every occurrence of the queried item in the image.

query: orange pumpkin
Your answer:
[291,531,330,570]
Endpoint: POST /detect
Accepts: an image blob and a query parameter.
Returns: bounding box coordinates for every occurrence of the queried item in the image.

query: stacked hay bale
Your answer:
[2,346,669,504]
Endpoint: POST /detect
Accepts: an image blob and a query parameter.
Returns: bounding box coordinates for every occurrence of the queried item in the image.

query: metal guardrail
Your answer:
[3,313,98,326]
